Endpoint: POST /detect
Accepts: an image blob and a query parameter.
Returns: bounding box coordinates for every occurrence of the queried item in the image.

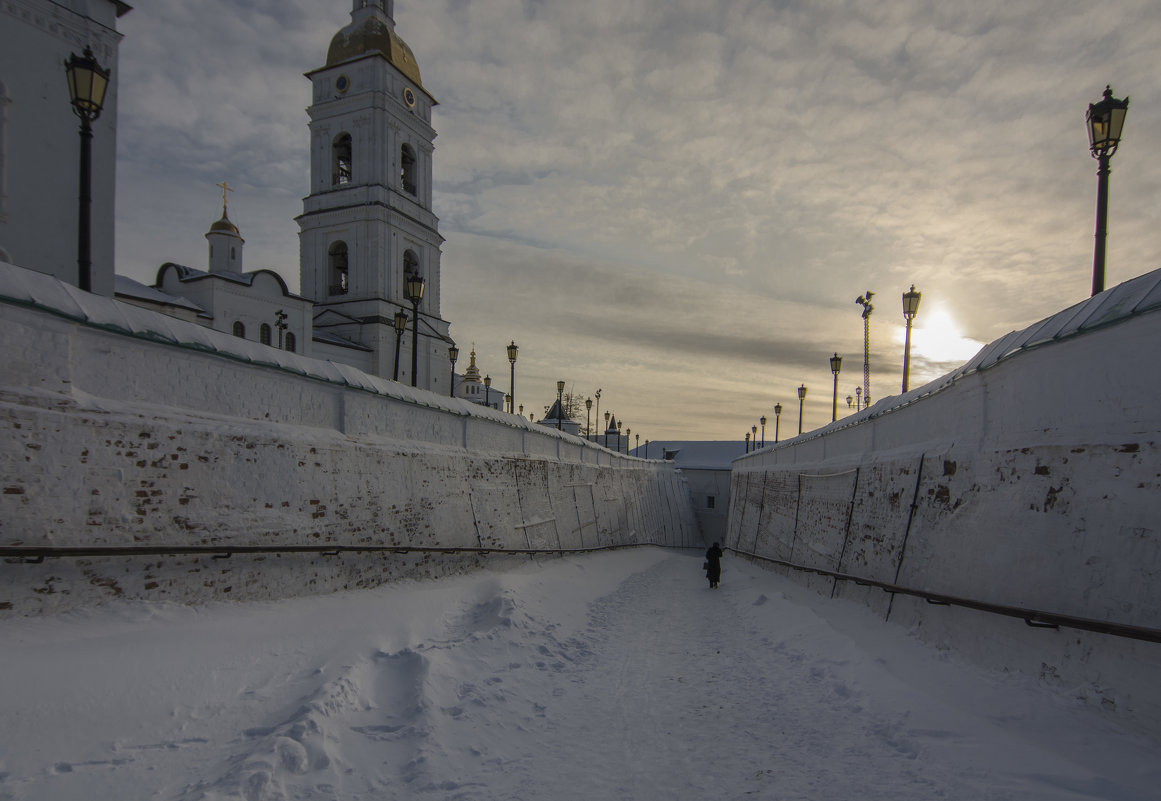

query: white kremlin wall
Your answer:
[727,268,1161,734]
[0,263,700,615]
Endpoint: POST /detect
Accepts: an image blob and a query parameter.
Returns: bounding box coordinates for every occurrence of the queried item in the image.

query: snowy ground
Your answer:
[0,548,1157,801]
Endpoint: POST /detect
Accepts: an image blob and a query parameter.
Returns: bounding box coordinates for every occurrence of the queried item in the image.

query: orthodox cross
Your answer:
[216,180,234,212]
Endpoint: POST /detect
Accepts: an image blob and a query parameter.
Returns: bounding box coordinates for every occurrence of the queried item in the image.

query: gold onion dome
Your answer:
[326,15,424,89]
[209,209,240,237]
[462,348,482,383]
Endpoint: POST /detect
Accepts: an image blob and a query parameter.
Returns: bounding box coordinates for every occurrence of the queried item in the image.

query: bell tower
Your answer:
[299,0,451,389]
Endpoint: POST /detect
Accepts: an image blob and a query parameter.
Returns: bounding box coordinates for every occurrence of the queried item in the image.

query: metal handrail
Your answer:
[0,542,657,563]
[731,548,1161,645]
[6,542,1156,645]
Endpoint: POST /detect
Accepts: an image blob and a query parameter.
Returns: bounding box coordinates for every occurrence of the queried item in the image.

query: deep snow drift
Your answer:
[1,549,1157,800]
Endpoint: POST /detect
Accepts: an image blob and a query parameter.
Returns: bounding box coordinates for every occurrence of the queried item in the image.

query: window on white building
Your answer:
[232,321,245,338]
[285,332,296,353]
[260,324,272,346]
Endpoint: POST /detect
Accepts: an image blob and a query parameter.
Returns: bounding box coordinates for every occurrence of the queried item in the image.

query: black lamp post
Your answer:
[507,341,519,411]
[1086,86,1129,297]
[855,386,862,411]
[760,416,767,447]
[856,292,873,408]
[65,47,110,293]
[392,310,408,381]
[746,432,751,453]
[752,425,758,449]
[846,394,853,410]
[901,285,921,392]
[626,427,631,455]
[484,375,492,408]
[585,397,592,440]
[404,274,425,387]
[635,433,640,453]
[774,403,782,443]
[797,384,807,435]
[829,353,842,422]
[593,389,602,441]
[505,394,512,413]
[616,420,622,452]
[555,380,566,430]
[447,344,458,397]
[604,411,610,447]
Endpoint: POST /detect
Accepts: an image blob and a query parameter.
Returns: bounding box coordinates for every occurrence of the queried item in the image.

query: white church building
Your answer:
[298,0,454,390]
[6,0,458,393]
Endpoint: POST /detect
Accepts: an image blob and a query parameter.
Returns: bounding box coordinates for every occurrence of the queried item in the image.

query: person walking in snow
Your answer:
[705,542,723,589]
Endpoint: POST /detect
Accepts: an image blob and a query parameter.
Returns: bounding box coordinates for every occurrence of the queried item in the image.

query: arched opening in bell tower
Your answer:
[400,144,417,195]
[333,133,352,186]
[329,241,349,295]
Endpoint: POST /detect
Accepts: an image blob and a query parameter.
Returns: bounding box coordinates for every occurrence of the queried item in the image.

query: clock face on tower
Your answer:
[335,74,350,94]
[403,87,416,108]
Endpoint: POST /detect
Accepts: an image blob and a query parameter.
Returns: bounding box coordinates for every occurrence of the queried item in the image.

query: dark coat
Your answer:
[705,544,723,582]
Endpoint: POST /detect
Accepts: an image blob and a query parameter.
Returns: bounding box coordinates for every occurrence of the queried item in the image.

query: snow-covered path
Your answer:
[1,548,1157,800]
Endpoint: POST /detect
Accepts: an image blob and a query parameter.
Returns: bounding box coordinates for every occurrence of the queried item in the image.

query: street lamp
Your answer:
[616,419,622,452]
[856,292,873,408]
[774,403,782,443]
[556,380,565,430]
[829,353,842,422]
[505,393,512,414]
[635,433,640,453]
[901,285,921,392]
[746,432,751,453]
[585,397,592,440]
[626,428,631,455]
[404,274,426,387]
[604,411,610,447]
[760,416,767,447]
[855,385,862,411]
[752,425,758,449]
[1086,85,1129,296]
[507,341,519,411]
[593,389,602,441]
[447,344,458,397]
[484,375,492,408]
[797,384,807,435]
[64,47,110,293]
[392,310,408,381]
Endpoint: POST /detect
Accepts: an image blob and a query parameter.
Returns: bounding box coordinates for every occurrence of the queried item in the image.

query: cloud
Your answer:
[113,0,1161,439]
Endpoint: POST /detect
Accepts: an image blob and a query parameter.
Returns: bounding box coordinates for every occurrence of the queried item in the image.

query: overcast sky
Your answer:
[113,0,1161,441]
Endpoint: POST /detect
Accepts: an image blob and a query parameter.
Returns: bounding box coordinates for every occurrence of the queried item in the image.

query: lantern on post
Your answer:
[901,285,921,392]
[404,274,426,387]
[64,47,111,293]
[1086,86,1129,296]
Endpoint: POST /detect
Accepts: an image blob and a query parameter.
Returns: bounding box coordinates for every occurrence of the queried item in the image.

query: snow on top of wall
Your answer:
[0,260,587,442]
[760,266,1161,451]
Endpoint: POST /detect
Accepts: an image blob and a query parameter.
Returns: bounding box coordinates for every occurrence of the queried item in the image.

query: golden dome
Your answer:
[326,15,424,89]
[208,209,240,237]
[462,348,482,383]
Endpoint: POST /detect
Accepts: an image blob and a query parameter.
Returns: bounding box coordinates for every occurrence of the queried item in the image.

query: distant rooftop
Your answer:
[632,441,748,470]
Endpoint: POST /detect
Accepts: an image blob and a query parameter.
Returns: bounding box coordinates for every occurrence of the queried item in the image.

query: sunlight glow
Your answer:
[899,305,985,367]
